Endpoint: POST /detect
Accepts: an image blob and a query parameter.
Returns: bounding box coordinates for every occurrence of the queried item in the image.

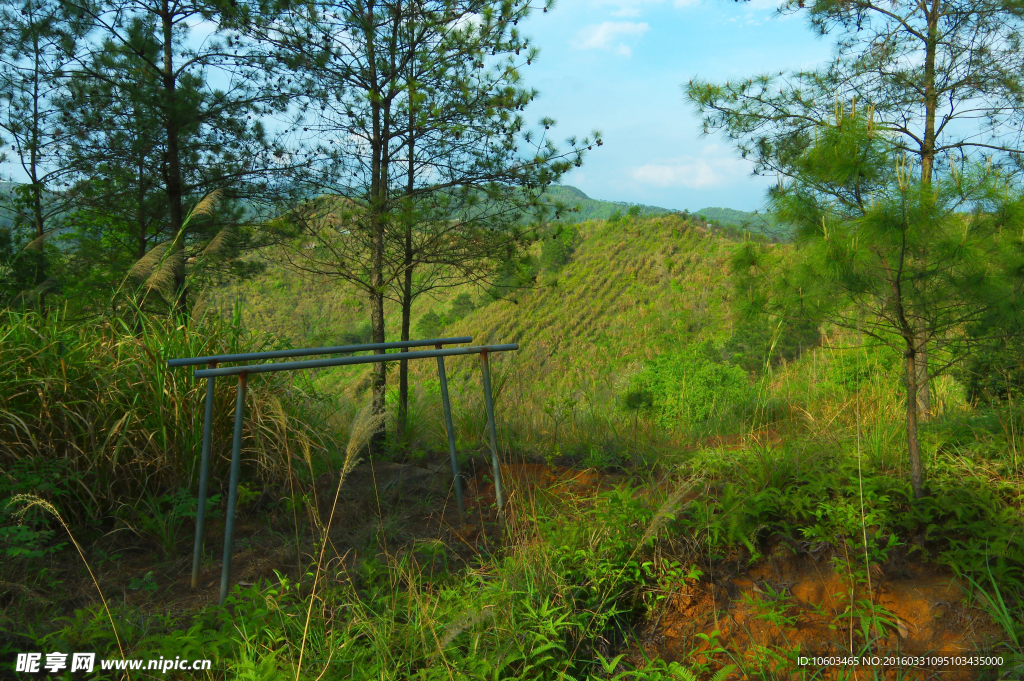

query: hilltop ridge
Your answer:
[548,185,790,241]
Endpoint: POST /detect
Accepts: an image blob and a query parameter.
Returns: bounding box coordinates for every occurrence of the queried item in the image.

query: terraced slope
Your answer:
[412,214,743,405]
[203,212,747,409]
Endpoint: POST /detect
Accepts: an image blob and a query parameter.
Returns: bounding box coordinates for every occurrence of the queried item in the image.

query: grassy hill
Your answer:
[202,206,730,359]
[201,210,769,451]
[416,214,736,398]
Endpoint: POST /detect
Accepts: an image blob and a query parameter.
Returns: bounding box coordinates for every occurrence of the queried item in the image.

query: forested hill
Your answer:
[694,206,793,241]
[545,185,676,222]
[544,186,792,241]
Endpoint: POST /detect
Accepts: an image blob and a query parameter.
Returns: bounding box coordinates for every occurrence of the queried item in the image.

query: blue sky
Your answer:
[519,0,835,211]
[2,1,836,214]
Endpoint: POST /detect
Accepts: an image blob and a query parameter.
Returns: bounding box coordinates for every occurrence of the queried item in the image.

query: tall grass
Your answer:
[0,304,342,531]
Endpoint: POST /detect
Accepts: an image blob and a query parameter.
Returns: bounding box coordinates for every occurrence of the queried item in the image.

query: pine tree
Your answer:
[260,0,598,444]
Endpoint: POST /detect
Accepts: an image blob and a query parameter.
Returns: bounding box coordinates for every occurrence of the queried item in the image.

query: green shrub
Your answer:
[449,293,475,320]
[0,459,76,562]
[622,343,756,433]
[539,225,579,273]
[960,335,1024,405]
[416,310,447,339]
[723,314,821,372]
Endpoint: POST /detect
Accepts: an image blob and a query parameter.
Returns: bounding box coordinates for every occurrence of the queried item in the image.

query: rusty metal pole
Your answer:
[479,350,504,527]
[220,371,248,606]
[191,361,217,589]
[435,345,465,523]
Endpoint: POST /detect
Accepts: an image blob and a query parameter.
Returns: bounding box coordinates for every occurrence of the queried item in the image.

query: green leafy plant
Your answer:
[622,343,756,434]
[128,571,158,594]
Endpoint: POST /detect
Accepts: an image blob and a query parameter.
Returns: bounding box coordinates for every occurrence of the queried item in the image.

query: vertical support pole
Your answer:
[191,362,217,589]
[435,346,465,523]
[479,350,504,527]
[220,371,248,606]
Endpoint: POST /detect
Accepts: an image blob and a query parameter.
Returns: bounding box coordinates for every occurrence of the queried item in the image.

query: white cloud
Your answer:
[630,145,751,189]
[571,21,650,56]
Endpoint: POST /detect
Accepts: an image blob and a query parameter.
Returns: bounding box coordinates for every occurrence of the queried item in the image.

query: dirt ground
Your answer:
[630,544,1004,680]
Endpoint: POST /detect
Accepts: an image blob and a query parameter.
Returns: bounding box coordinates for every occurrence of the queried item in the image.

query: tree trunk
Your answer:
[905,0,939,424]
[904,342,926,499]
[398,256,412,439]
[162,3,187,320]
[915,334,930,422]
[369,262,387,454]
[31,32,46,303]
[398,83,415,441]
[133,158,149,334]
[31,178,48,312]
[920,0,939,185]
[367,10,387,454]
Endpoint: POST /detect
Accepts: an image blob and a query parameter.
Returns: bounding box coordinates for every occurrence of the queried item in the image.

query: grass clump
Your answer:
[0,305,341,565]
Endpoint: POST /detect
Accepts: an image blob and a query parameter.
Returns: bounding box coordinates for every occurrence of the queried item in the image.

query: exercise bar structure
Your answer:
[168,337,518,605]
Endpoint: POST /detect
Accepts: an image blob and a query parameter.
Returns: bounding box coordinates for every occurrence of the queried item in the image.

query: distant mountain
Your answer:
[695,206,793,241]
[544,185,676,223]
[0,182,22,230]
[0,181,73,235]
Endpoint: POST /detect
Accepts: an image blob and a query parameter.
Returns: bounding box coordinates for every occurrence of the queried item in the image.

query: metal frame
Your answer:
[168,337,516,605]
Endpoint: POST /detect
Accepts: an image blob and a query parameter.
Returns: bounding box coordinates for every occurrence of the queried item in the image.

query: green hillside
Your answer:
[545,185,675,223]
[201,201,719,359]
[202,211,775,434]
[418,214,737,399]
[695,206,793,241]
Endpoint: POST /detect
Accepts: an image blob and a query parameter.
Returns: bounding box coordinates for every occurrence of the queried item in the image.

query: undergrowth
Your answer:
[3,217,1024,678]
[0,306,342,580]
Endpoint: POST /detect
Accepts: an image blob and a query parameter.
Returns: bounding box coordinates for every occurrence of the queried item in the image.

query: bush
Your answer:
[960,336,1024,405]
[416,310,447,339]
[449,293,475,320]
[622,342,756,433]
[724,315,821,372]
[539,225,579,273]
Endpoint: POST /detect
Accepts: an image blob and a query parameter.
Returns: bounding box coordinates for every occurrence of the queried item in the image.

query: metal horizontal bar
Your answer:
[168,336,473,367]
[194,344,519,378]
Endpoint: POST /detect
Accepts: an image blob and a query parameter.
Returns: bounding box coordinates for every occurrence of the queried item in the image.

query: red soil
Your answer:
[632,546,1005,680]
